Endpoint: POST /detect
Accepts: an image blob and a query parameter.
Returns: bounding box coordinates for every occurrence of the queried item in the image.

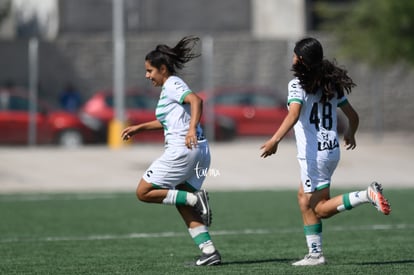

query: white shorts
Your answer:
[298,158,339,193]
[142,139,210,191]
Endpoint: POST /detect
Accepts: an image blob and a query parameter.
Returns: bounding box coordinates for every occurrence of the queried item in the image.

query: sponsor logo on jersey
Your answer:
[318,131,339,151]
[318,139,339,151]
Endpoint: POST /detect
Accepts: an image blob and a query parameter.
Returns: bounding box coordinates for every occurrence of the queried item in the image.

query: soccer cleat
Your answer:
[292,253,326,266]
[194,190,212,226]
[195,250,221,266]
[367,182,391,215]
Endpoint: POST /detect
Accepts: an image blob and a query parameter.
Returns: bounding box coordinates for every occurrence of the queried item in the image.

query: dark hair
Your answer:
[292,37,355,102]
[145,36,200,75]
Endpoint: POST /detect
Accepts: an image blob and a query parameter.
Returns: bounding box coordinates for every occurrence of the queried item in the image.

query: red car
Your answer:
[197,86,289,139]
[0,89,94,146]
[80,88,163,143]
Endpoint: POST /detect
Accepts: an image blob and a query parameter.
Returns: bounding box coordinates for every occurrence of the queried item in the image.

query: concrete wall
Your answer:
[58,0,251,34]
[58,0,305,39]
[252,0,306,39]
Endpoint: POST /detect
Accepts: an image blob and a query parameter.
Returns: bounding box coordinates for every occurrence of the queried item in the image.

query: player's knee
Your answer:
[136,187,148,202]
[315,211,332,219]
[137,191,152,202]
[314,210,328,219]
[136,179,154,202]
[297,190,309,210]
[314,203,333,219]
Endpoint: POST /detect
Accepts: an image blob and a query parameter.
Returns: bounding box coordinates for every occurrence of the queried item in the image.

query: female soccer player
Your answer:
[121,36,221,266]
[260,37,391,266]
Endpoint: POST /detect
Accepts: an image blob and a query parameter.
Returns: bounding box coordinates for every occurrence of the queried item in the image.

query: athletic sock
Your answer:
[162,190,197,206]
[186,192,198,206]
[189,225,216,254]
[337,190,368,212]
[304,223,322,254]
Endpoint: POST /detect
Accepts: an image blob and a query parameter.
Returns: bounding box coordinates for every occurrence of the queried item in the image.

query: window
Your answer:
[9,96,30,111]
[105,94,157,110]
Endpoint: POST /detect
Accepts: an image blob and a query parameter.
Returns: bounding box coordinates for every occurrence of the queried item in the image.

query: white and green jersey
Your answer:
[155,76,203,145]
[287,78,348,161]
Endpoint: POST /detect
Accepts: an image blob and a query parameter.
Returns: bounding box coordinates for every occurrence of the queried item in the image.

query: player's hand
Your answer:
[121,125,139,141]
[185,129,198,149]
[260,139,278,158]
[343,130,356,150]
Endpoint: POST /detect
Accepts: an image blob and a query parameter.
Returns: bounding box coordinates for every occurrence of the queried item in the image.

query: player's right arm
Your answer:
[339,101,359,150]
[121,120,163,141]
[260,78,303,158]
[260,102,301,158]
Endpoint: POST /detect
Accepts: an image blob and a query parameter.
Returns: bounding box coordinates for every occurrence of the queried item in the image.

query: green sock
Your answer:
[188,225,215,254]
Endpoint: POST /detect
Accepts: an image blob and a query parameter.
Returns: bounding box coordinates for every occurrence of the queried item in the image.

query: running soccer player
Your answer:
[260,37,391,266]
[121,36,221,266]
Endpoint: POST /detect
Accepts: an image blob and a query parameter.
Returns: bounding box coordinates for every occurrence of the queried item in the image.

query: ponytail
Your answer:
[146,36,200,75]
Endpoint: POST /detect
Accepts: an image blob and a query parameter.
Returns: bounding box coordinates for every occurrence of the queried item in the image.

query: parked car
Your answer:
[80,88,163,143]
[197,86,289,139]
[0,89,94,147]
[199,86,349,139]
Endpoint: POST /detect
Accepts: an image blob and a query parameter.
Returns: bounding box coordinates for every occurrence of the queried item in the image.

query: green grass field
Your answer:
[1,189,413,274]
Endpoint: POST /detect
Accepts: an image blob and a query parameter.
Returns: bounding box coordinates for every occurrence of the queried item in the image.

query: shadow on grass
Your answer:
[220,258,294,266]
[184,258,293,267]
[356,259,414,265]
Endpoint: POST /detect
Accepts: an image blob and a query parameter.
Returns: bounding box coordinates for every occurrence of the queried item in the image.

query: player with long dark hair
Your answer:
[260,37,391,266]
[121,36,221,266]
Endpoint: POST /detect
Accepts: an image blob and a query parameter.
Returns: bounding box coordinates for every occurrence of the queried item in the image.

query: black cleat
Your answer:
[194,189,212,226]
[195,250,221,266]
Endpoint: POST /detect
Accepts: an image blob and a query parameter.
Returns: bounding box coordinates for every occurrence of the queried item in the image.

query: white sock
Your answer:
[162,190,178,205]
[186,193,197,206]
[337,190,368,212]
[200,240,215,254]
[162,190,197,206]
[349,190,368,205]
[306,234,322,254]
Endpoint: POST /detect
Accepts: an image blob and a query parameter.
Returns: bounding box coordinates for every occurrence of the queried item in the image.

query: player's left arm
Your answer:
[339,100,359,150]
[183,92,203,148]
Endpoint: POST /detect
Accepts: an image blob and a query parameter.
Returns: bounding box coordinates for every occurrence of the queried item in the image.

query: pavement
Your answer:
[0,133,413,194]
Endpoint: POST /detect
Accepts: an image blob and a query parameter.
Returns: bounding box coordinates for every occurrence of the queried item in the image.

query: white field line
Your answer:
[0,224,412,244]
